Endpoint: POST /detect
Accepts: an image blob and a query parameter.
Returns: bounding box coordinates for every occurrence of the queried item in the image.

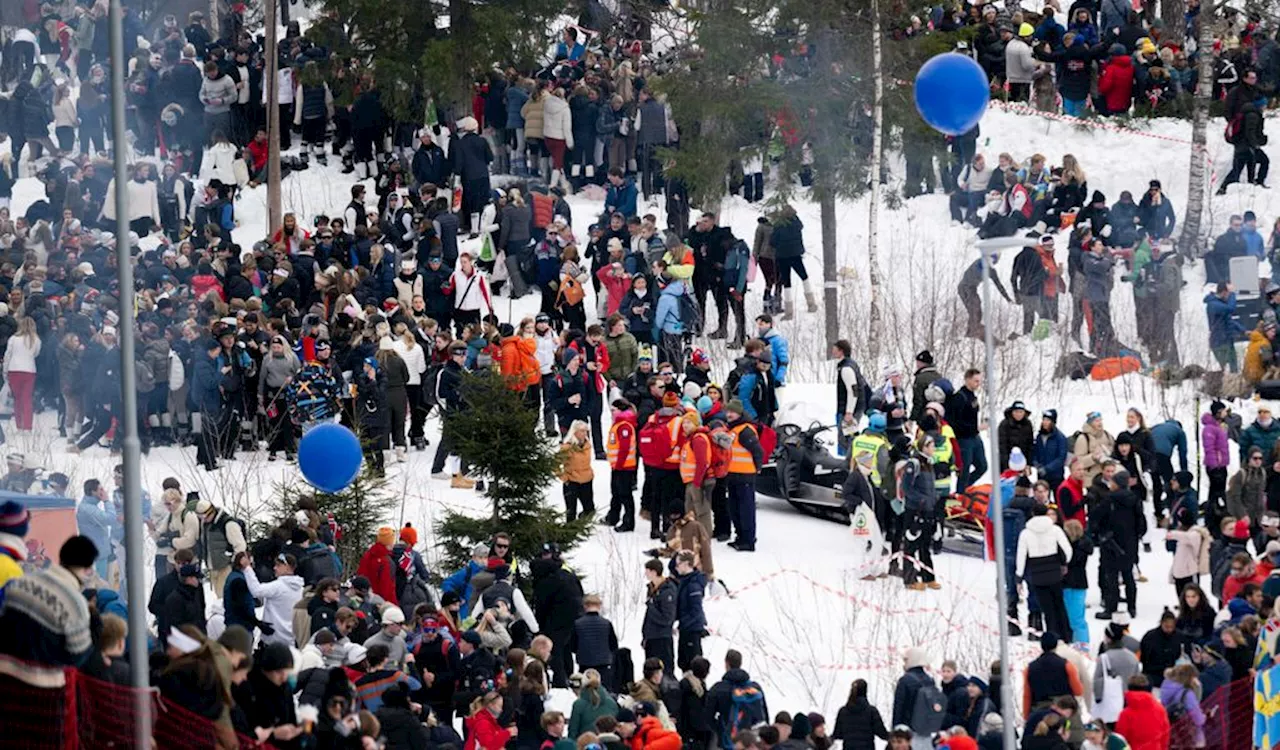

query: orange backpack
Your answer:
[1089,356,1142,381]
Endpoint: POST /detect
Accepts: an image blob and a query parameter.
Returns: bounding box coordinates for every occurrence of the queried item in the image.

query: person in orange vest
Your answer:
[605,398,639,532]
[679,410,714,534]
[640,391,688,541]
[723,399,764,552]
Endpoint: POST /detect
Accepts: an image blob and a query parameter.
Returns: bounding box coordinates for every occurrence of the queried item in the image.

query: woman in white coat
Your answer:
[391,323,429,451]
[541,88,575,193]
[4,317,41,431]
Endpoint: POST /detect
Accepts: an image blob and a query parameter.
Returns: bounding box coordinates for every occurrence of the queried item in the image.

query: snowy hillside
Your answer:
[9,102,1276,724]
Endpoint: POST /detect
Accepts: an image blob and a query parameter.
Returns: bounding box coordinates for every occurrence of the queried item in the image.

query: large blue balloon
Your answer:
[298,423,364,493]
[914,53,990,136]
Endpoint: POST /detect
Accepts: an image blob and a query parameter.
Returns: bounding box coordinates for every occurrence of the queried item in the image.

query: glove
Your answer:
[258,621,276,636]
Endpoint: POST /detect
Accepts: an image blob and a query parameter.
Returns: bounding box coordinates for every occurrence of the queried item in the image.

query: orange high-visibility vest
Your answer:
[606,421,637,470]
[679,430,711,484]
[728,422,758,474]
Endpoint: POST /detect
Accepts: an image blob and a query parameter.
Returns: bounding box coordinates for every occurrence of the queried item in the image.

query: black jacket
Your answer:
[530,557,584,635]
[161,582,207,639]
[411,144,451,187]
[376,705,431,749]
[641,577,677,641]
[1036,42,1107,101]
[450,132,493,184]
[946,386,981,439]
[706,669,767,737]
[997,410,1034,471]
[1139,626,1185,687]
[832,698,888,750]
[568,611,619,668]
[149,570,182,635]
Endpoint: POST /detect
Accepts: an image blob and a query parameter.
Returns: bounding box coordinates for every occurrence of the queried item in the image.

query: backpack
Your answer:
[1166,687,1191,723]
[677,289,701,333]
[423,363,446,408]
[168,350,186,391]
[639,415,681,466]
[909,681,947,735]
[724,362,747,402]
[708,427,732,479]
[722,683,766,748]
[1226,112,1245,144]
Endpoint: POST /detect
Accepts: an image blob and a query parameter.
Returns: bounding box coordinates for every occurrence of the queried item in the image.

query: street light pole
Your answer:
[974,236,1036,750]
[108,0,150,746]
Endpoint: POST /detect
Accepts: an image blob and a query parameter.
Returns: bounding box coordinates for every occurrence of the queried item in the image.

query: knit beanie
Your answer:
[0,501,30,537]
[377,526,397,546]
[399,523,418,546]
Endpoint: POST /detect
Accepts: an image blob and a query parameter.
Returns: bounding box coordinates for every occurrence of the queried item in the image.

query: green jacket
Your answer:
[605,332,639,383]
[568,687,620,738]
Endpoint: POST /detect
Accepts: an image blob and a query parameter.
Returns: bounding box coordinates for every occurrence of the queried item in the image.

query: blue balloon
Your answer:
[298,423,364,493]
[913,53,990,136]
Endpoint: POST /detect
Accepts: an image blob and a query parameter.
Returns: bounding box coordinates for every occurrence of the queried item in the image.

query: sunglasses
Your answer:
[495,543,510,549]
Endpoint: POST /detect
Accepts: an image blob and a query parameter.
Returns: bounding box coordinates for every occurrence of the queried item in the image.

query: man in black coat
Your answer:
[1204,214,1249,284]
[1034,35,1108,113]
[160,562,207,642]
[450,118,493,235]
[453,630,496,716]
[410,130,451,193]
[1218,101,1269,194]
[531,547,584,688]
[415,622,461,725]
[568,594,620,690]
[641,558,677,674]
[1091,468,1143,618]
[1137,180,1177,241]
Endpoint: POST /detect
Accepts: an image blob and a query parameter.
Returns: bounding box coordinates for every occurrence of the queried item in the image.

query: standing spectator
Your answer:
[568,596,619,694]
[452,117,494,235]
[239,551,303,648]
[892,647,942,749]
[641,558,677,674]
[708,650,768,750]
[4,317,40,431]
[1017,505,1074,642]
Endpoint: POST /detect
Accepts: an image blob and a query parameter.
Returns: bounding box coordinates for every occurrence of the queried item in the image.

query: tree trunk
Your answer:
[867,0,885,363]
[820,189,838,348]
[265,0,282,235]
[1161,0,1185,44]
[1179,5,1216,259]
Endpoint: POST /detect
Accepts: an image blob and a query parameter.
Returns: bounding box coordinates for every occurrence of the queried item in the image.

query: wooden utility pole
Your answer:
[265,0,282,234]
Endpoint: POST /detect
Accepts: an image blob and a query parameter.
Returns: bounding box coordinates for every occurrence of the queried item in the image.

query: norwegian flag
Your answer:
[398,549,414,577]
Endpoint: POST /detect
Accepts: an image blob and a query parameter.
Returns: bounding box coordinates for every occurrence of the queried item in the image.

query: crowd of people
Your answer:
[2,0,1280,749]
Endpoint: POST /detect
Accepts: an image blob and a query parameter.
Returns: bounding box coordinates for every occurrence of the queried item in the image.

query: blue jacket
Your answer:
[654,280,687,337]
[505,86,529,129]
[674,568,707,633]
[1244,227,1266,260]
[605,179,638,219]
[1150,420,1189,469]
[1032,427,1069,483]
[442,560,486,617]
[759,328,789,386]
[722,239,750,294]
[1034,16,1066,48]
[1069,21,1100,47]
[188,354,223,414]
[1205,292,1246,348]
[96,589,128,619]
[76,497,113,562]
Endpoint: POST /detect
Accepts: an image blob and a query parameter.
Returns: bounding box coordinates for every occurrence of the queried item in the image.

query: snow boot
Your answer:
[781,289,796,320]
[342,153,355,174]
[803,279,819,313]
[314,144,327,166]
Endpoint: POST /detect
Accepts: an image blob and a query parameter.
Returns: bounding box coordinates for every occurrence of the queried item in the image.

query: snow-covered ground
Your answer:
[10,102,1278,725]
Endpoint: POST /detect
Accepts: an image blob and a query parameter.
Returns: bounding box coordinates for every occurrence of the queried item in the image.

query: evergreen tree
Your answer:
[434,372,591,581]
[256,464,400,574]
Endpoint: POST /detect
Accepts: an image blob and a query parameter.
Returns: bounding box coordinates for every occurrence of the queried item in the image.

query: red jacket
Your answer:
[1055,476,1087,526]
[630,717,681,750]
[1098,55,1135,113]
[356,542,398,605]
[464,708,512,750]
[1114,690,1170,750]
[247,139,269,172]
[1222,566,1266,603]
[569,338,611,393]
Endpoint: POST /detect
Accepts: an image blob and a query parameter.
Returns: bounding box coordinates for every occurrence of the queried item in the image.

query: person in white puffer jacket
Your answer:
[390,324,429,451]
[1016,504,1074,642]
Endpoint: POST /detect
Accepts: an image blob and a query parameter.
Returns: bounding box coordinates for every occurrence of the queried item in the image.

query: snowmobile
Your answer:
[756,419,989,557]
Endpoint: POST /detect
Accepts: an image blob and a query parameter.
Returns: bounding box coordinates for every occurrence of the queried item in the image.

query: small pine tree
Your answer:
[435,372,592,583]
[255,464,401,574]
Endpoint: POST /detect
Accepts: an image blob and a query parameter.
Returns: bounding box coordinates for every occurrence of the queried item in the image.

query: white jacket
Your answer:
[542,95,574,149]
[199,142,239,187]
[3,334,40,374]
[535,329,557,374]
[1015,515,1072,577]
[451,268,492,313]
[243,566,305,647]
[296,643,326,672]
[101,178,161,224]
[391,338,428,385]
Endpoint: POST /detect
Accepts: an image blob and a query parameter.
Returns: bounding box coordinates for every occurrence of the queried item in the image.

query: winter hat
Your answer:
[1112,469,1131,487]
[471,542,490,558]
[1018,22,1034,36]
[616,707,637,723]
[167,627,203,654]
[662,391,682,408]
[344,644,368,665]
[1086,411,1103,423]
[1105,622,1128,643]
[381,606,406,625]
[350,575,372,592]
[1232,517,1252,540]
[683,381,703,402]
[868,411,887,432]
[258,642,294,672]
[1008,447,1027,472]
[1042,409,1058,423]
[1090,190,1106,206]
[363,356,379,373]
[1041,631,1060,651]
[460,630,483,646]
[60,536,100,569]
[562,349,579,367]
[0,501,30,538]
[457,116,479,133]
[1109,42,1126,55]
[925,402,945,418]
[178,563,204,579]
[376,526,397,546]
[441,591,462,607]
[696,396,713,415]
[915,350,934,366]
[1264,512,1280,529]
[1008,400,1027,414]
[1173,470,1195,489]
[400,523,418,546]
[806,713,825,729]
[725,399,747,416]
[791,712,813,739]
[690,348,710,367]
[1115,431,1133,446]
[902,646,929,670]
[682,411,702,430]
[981,713,1004,733]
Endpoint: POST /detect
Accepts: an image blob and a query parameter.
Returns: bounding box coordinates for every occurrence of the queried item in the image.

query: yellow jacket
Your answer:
[1244,328,1274,384]
[560,440,595,484]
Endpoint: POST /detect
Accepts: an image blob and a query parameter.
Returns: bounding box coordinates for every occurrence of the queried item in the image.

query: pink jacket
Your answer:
[1202,412,1229,470]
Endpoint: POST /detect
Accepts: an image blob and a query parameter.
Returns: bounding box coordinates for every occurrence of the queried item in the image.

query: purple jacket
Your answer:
[1202,412,1229,470]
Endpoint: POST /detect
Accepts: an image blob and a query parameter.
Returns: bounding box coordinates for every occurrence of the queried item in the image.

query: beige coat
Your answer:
[1168,526,1212,580]
[521,96,545,140]
[1071,422,1115,483]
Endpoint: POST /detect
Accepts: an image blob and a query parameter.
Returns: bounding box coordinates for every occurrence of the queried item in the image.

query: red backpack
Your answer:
[639,414,681,467]
[707,426,732,479]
